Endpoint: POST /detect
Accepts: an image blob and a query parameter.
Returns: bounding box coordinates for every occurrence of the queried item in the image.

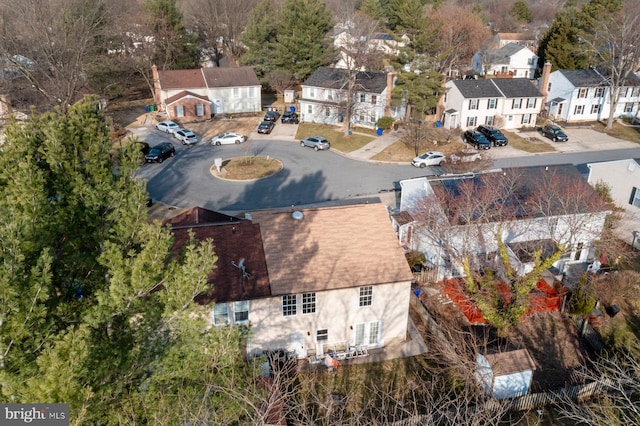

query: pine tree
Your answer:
[240,0,279,79]
[144,0,198,69]
[273,0,333,80]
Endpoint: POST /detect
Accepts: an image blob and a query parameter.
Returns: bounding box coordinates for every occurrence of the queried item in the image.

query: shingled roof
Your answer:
[303,66,388,93]
[558,69,608,87]
[166,207,271,304]
[480,43,528,65]
[450,78,542,99]
[157,66,259,90]
[251,203,414,295]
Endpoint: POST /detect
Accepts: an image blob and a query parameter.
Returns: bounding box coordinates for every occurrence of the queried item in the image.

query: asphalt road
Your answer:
[133,125,640,214]
[136,135,429,213]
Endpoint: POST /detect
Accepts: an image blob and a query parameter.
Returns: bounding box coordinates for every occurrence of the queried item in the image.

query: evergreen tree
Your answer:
[144,0,198,69]
[511,0,532,23]
[360,0,386,20]
[0,97,253,423]
[392,64,445,119]
[537,13,587,70]
[273,0,333,80]
[240,0,279,79]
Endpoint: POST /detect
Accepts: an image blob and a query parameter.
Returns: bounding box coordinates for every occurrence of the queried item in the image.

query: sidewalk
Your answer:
[344,127,640,162]
[347,129,404,161]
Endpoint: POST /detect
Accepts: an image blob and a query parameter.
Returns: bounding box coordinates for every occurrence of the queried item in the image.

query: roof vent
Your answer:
[292,211,304,220]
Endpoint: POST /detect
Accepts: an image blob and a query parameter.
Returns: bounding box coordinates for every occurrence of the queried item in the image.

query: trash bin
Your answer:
[376,128,383,136]
[435,121,441,128]
[144,105,150,112]
[150,105,155,112]
[393,122,399,131]
[289,106,295,113]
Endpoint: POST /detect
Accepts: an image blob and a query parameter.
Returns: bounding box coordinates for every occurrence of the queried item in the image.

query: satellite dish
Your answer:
[292,211,304,220]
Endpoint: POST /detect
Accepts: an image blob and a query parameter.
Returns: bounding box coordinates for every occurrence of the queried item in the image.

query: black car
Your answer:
[145,142,175,163]
[476,125,508,146]
[257,120,275,134]
[463,130,491,150]
[281,111,299,124]
[540,124,569,142]
[263,111,280,122]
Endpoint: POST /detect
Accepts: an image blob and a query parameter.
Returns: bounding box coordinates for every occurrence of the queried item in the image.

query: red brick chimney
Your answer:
[540,61,552,112]
[152,64,163,111]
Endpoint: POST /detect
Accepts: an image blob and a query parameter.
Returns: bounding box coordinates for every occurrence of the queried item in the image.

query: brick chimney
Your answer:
[539,61,552,112]
[152,64,163,111]
[385,70,395,117]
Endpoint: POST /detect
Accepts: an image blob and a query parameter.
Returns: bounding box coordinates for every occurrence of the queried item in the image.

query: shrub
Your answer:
[377,117,394,130]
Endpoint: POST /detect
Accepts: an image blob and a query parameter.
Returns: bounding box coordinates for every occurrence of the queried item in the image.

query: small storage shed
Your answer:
[475,349,536,399]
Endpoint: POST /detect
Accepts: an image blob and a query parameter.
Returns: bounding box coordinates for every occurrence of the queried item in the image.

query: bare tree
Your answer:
[0,0,109,109]
[581,3,640,129]
[554,346,640,424]
[428,4,492,76]
[181,0,259,66]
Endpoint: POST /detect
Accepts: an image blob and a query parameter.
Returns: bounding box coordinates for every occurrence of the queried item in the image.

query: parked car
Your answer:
[257,121,275,134]
[539,124,569,142]
[463,130,491,150]
[145,142,176,163]
[281,111,299,124]
[300,136,330,151]
[174,129,198,145]
[155,120,180,134]
[411,151,446,168]
[263,111,280,122]
[210,132,247,145]
[476,125,508,146]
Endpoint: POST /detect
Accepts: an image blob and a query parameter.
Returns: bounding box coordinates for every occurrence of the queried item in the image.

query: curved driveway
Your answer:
[135,135,426,213]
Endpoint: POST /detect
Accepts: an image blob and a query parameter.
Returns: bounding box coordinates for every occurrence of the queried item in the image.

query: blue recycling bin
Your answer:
[289,106,295,113]
[144,105,150,112]
[435,121,442,128]
[376,128,383,136]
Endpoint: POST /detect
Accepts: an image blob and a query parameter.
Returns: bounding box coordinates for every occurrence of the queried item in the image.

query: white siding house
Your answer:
[153,65,262,118]
[393,165,611,281]
[168,204,416,362]
[471,43,538,79]
[299,67,404,128]
[587,159,640,248]
[442,78,542,130]
[543,69,640,123]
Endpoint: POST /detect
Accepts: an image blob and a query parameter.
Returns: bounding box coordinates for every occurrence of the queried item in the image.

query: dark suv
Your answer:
[145,142,175,163]
[264,111,280,122]
[540,124,568,142]
[281,111,299,124]
[477,125,508,146]
[463,130,491,150]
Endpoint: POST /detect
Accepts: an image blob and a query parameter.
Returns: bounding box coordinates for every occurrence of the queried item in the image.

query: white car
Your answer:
[155,120,180,134]
[174,129,198,145]
[211,132,247,145]
[411,151,445,168]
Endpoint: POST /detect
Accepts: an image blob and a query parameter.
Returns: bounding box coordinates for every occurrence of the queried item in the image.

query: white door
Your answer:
[289,332,305,359]
[213,99,223,114]
[354,321,381,347]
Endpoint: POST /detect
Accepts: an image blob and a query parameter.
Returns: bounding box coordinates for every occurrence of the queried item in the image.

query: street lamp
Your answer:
[632,230,639,250]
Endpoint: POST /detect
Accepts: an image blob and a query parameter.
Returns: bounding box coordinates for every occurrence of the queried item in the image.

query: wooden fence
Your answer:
[413,269,438,284]
[389,379,613,425]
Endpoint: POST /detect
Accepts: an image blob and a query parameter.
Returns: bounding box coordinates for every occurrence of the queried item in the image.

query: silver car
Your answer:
[211,132,247,145]
[155,120,180,134]
[300,136,330,151]
[411,151,445,168]
[174,129,198,145]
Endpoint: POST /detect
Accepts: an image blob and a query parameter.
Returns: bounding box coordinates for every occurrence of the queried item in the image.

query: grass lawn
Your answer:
[503,130,557,153]
[296,123,375,153]
[591,121,640,143]
[216,156,282,180]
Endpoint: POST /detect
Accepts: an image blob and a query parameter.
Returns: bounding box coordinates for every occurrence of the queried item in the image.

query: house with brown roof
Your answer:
[167,203,415,361]
[152,65,261,121]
